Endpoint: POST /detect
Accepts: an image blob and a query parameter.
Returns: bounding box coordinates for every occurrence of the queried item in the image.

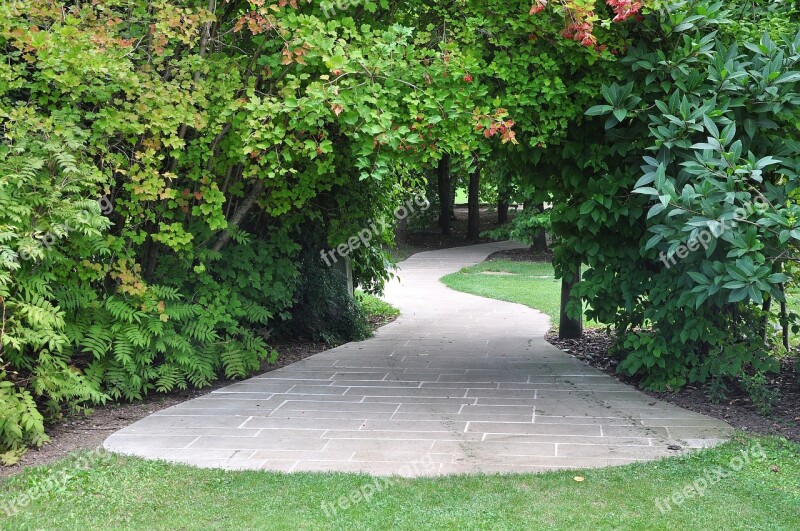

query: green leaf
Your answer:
[585,105,613,116]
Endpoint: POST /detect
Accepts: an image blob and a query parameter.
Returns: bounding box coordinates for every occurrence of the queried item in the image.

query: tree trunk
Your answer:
[559,269,583,339]
[530,203,548,253]
[531,229,548,253]
[211,180,265,252]
[497,195,509,224]
[467,161,480,241]
[437,155,451,236]
[781,284,790,350]
[762,296,772,344]
[395,214,408,245]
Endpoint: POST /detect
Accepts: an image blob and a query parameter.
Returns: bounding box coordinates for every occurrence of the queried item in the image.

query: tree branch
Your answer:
[211,180,265,252]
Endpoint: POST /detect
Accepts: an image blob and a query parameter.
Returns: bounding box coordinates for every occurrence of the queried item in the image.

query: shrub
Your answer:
[482,208,551,246]
[278,248,371,345]
[549,0,800,390]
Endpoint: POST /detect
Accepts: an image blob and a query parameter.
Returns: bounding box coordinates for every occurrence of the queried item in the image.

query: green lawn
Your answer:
[0,435,797,530]
[441,260,600,329]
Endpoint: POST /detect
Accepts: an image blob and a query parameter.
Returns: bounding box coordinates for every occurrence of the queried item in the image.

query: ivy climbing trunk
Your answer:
[468,159,480,241]
[437,154,451,236]
[559,269,582,339]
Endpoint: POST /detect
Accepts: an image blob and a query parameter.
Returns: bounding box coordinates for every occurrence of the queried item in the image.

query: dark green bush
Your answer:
[278,248,371,345]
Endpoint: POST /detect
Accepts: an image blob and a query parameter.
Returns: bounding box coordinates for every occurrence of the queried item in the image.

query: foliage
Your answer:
[355,290,401,327]
[0,0,518,456]
[547,0,800,391]
[739,371,780,416]
[278,247,371,345]
[482,208,551,244]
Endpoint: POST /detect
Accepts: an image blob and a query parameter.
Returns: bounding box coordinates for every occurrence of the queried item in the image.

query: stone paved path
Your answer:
[104,241,731,475]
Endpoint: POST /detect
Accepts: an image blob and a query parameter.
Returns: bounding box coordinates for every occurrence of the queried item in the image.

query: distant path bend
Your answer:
[104,241,731,474]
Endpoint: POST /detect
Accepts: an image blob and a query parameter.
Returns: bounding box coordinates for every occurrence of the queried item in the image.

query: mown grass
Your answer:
[441,260,601,329]
[0,435,797,530]
[3,259,798,530]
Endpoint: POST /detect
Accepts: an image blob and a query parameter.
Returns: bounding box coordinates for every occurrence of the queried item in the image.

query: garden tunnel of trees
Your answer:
[1,0,799,460]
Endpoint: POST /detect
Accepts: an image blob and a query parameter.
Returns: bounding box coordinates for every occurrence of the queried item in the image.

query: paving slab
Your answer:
[104,241,730,475]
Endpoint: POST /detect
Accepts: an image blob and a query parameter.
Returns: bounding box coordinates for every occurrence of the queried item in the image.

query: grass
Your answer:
[0,434,797,530]
[2,265,798,529]
[441,259,600,329]
[356,290,400,326]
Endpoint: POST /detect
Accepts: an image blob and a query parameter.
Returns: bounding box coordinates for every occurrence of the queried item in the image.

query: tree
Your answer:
[0,0,516,458]
[548,0,800,389]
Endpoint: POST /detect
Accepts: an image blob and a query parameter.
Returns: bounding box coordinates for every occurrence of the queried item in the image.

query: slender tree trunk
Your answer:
[144,240,161,281]
[449,181,457,221]
[437,155,451,236]
[530,203,548,253]
[559,268,583,339]
[395,214,408,245]
[497,195,509,224]
[140,230,158,282]
[781,284,790,350]
[211,180,265,252]
[467,161,481,241]
[762,296,772,344]
[532,231,548,252]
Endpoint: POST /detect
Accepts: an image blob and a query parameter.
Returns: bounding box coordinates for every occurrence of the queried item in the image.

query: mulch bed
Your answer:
[547,329,800,443]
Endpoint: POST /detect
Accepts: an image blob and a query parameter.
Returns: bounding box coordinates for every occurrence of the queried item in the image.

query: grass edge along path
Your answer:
[441,259,601,329]
[0,434,797,529]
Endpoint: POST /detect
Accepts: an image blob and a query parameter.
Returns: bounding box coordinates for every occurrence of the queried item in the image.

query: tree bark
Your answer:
[437,154,451,236]
[497,195,509,224]
[781,284,790,350]
[559,269,583,339]
[211,180,265,252]
[530,203,548,253]
[467,160,480,241]
[395,214,408,245]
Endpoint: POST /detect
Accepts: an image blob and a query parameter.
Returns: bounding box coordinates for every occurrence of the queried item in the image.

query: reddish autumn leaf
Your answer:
[530,0,548,15]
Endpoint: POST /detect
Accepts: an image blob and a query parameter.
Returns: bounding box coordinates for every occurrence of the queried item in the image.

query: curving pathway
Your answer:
[104,241,731,475]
